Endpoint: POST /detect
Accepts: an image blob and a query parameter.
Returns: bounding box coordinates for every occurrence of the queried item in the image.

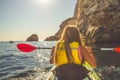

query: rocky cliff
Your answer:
[76,0,120,43]
[45,0,120,44]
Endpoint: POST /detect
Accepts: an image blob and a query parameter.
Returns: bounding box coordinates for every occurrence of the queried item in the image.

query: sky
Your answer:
[0,0,77,41]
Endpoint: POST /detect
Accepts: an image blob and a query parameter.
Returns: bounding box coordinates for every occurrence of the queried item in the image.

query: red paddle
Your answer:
[17,43,36,52]
[17,43,52,53]
[17,43,120,54]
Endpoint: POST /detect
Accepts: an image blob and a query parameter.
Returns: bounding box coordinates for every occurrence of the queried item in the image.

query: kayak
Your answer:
[45,64,101,80]
[45,66,56,80]
[83,61,101,80]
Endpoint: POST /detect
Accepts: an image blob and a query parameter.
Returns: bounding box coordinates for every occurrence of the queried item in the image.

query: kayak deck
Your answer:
[45,65,101,80]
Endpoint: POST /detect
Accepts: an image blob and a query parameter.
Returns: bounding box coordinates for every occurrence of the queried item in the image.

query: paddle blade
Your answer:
[114,47,120,54]
[17,43,36,52]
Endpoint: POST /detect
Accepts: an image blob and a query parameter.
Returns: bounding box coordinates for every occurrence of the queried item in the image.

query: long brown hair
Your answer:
[57,26,83,62]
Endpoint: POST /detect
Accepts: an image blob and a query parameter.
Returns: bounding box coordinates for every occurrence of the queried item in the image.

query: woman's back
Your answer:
[55,41,81,66]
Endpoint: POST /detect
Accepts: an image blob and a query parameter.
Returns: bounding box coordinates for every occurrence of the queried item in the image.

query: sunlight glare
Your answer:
[34,0,52,5]
[40,0,49,3]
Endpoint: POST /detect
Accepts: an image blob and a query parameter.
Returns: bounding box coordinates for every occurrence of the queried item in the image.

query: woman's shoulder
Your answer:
[80,46,92,52]
[79,45,85,49]
[56,41,64,48]
[57,41,63,45]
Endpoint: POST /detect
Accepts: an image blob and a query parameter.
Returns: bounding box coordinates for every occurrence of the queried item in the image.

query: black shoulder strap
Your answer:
[80,57,84,65]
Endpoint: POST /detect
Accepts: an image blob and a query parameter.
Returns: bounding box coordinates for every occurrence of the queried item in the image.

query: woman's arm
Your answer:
[50,46,55,64]
[81,46,97,68]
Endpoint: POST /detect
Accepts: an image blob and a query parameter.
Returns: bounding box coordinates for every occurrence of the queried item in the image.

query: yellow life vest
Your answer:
[55,41,81,66]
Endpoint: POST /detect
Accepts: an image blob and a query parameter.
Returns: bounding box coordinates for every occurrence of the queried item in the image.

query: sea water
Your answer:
[0,41,55,80]
[0,41,120,80]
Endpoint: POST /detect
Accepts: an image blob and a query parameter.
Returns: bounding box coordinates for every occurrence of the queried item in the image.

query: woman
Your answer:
[50,26,97,80]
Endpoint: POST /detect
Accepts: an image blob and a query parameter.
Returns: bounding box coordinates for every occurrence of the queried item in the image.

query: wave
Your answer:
[4,68,47,80]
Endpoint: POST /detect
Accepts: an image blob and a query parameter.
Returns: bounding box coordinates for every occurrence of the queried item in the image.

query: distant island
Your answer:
[9,41,14,43]
[26,34,38,41]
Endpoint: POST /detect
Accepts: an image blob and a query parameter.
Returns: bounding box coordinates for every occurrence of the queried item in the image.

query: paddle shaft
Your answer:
[37,47,114,51]
[37,47,114,52]
[36,47,52,49]
[92,48,114,51]
[17,43,120,53]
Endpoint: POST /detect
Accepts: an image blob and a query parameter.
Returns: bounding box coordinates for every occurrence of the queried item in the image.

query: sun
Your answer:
[34,0,51,5]
[33,0,55,8]
[39,0,49,4]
